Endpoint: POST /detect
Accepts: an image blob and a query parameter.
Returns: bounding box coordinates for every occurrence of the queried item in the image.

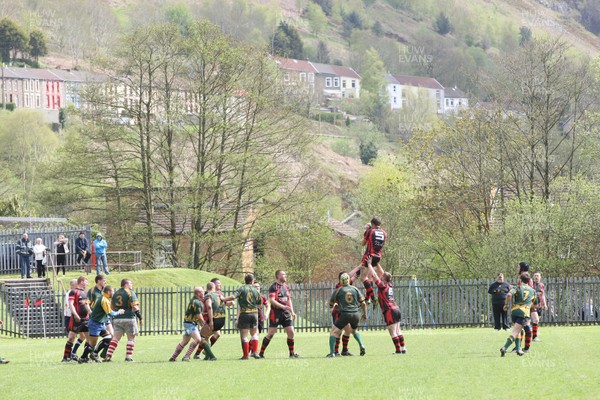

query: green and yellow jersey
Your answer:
[330,285,365,313]
[184,297,204,324]
[87,286,103,308]
[510,284,536,318]
[111,287,140,319]
[233,284,261,313]
[90,293,114,324]
[205,292,226,319]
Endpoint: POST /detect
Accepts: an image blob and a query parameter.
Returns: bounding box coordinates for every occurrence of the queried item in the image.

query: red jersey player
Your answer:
[359,217,387,304]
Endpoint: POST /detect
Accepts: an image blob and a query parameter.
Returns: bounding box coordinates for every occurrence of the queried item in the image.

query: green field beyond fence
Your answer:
[1,277,598,338]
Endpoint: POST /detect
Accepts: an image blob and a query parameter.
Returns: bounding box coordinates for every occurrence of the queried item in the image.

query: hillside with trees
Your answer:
[1,0,600,281]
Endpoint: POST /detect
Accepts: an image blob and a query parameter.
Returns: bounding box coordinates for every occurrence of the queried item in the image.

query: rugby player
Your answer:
[259,270,301,358]
[366,257,406,354]
[326,273,367,358]
[62,276,92,363]
[223,274,262,360]
[194,282,223,361]
[500,272,536,357]
[105,279,141,362]
[531,272,547,342]
[193,278,231,359]
[84,285,124,362]
[359,217,387,304]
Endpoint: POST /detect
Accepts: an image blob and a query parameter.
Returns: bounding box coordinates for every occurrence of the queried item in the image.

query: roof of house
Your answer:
[389,74,444,90]
[3,67,104,83]
[445,86,467,98]
[329,65,361,79]
[275,58,318,74]
[310,62,336,75]
[327,217,360,239]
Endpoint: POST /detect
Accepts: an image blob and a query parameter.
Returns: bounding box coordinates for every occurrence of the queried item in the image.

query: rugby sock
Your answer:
[342,335,350,352]
[170,343,184,360]
[97,336,112,358]
[524,325,532,350]
[329,336,336,354]
[126,340,135,358]
[106,340,118,358]
[241,339,250,358]
[72,337,83,355]
[81,343,93,359]
[532,323,538,339]
[210,336,218,346]
[203,342,215,358]
[259,337,271,355]
[353,332,365,348]
[194,341,204,358]
[184,341,197,359]
[287,338,295,355]
[363,279,374,301]
[334,337,340,353]
[398,335,405,347]
[392,336,401,352]
[515,337,522,351]
[502,335,515,350]
[250,335,259,354]
[63,341,73,359]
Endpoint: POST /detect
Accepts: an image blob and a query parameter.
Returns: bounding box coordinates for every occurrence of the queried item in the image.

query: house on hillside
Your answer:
[276,58,361,106]
[386,74,445,114]
[1,67,104,123]
[444,86,469,114]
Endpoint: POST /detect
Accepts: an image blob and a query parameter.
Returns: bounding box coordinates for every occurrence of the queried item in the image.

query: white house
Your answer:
[386,74,445,114]
[444,86,469,114]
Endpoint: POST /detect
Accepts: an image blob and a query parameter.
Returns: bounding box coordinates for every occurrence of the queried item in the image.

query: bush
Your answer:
[0,103,15,111]
[330,138,356,157]
[359,140,377,164]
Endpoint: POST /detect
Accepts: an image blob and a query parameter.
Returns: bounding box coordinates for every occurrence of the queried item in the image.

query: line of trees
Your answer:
[0,17,47,64]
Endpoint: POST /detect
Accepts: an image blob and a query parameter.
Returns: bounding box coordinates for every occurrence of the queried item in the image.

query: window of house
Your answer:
[393,85,396,92]
[36,95,40,108]
[393,97,397,104]
[24,80,28,91]
[342,80,346,88]
[24,94,29,107]
[35,80,39,91]
[325,77,332,87]
[308,73,314,82]
[299,73,306,82]
[402,99,406,107]
[333,77,339,87]
[401,89,405,98]
[351,80,356,88]
[47,95,50,108]
[436,90,441,98]
[284,73,290,82]
[6,81,10,90]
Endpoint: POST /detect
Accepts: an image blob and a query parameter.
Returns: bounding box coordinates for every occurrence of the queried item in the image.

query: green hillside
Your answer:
[3,269,240,290]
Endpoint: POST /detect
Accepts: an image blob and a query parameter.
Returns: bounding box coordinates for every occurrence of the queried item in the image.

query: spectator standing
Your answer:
[488,273,511,331]
[55,235,69,276]
[32,238,47,278]
[93,233,109,275]
[16,233,33,279]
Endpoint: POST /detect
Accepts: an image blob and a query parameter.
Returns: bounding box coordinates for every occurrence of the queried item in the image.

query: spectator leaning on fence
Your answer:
[75,231,91,269]
[488,273,511,331]
[93,233,109,275]
[32,238,47,278]
[16,233,33,279]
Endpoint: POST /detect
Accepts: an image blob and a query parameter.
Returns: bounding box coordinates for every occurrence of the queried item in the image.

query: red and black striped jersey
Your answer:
[363,227,387,258]
[375,279,398,312]
[269,282,291,306]
[68,288,89,319]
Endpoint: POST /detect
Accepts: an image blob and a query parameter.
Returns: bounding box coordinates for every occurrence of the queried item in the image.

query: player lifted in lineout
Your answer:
[358,217,387,305]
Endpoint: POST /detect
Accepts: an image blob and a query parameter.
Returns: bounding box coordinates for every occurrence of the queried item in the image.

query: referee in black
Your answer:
[488,273,511,330]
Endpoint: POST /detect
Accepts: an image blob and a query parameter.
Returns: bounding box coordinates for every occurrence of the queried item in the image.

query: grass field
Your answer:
[1,326,599,399]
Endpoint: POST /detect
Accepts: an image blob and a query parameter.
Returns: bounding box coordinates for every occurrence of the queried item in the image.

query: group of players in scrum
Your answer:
[56,216,537,363]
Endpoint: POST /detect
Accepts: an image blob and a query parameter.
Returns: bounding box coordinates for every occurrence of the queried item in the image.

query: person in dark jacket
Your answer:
[16,233,34,279]
[488,273,511,330]
[75,231,91,272]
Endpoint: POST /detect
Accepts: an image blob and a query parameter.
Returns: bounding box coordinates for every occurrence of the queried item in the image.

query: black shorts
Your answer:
[334,312,360,330]
[512,315,529,326]
[269,310,293,328]
[362,255,381,267]
[536,308,543,317]
[69,318,89,333]
[384,308,401,326]
[213,317,225,332]
[238,313,258,329]
[331,309,340,324]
